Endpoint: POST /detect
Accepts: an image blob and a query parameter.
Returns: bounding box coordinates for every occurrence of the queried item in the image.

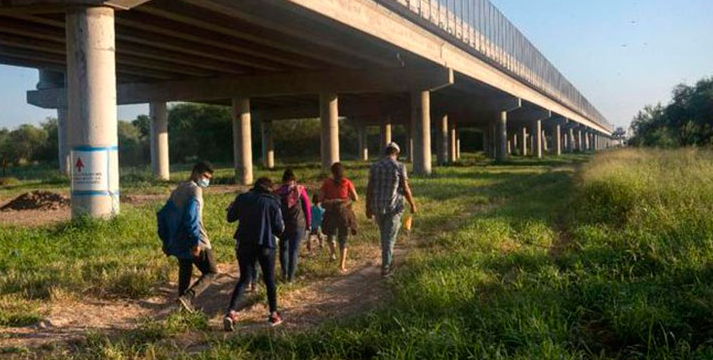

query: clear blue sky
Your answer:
[1,0,712,130]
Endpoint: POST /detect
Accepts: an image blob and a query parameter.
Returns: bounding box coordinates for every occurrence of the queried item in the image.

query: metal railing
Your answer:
[383,0,611,131]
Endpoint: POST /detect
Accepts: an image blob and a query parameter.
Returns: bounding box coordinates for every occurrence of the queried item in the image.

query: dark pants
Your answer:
[178,248,218,298]
[279,228,305,281]
[228,244,277,313]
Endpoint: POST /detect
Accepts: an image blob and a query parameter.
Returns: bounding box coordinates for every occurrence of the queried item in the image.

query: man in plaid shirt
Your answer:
[366,142,417,277]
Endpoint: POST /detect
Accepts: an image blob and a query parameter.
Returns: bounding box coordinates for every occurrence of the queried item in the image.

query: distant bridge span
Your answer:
[0,0,615,217]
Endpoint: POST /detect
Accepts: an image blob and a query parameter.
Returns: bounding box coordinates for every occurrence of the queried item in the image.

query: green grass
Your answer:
[4,149,713,359]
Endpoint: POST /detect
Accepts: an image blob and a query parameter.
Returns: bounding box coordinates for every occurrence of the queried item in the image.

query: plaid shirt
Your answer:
[368,157,408,215]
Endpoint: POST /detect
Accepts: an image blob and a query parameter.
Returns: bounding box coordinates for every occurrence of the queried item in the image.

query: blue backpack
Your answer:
[157,199,196,259]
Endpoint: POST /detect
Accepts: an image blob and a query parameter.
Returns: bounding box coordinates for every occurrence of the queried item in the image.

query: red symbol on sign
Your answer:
[75,157,84,173]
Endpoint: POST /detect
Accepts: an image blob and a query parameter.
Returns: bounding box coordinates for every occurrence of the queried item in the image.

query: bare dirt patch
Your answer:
[0,191,69,212]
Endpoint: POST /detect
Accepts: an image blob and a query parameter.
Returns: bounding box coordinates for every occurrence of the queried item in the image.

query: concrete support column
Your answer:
[584,131,590,151]
[37,70,70,175]
[554,125,562,156]
[66,6,119,218]
[519,127,528,157]
[578,130,585,152]
[411,90,432,175]
[456,133,461,160]
[496,111,508,162]
[568,128,575,152]
[261,120,275,169]
[507,139,512,155]
[320,92,339,171]
[149,102,169,180]
[232,98,253,185]
[357,125,368,161]
[381,116,392,147]
[448,122,458,163]
[532,120,542,159]
[438,114,449,165]
[542,130,548,152]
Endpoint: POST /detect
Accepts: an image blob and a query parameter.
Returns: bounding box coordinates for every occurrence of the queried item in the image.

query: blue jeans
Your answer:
[279,228,305,282]
[229,244,277,313]
[375,211,403,272]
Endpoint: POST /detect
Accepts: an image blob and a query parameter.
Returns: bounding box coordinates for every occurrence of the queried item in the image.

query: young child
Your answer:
[307,194,325,253]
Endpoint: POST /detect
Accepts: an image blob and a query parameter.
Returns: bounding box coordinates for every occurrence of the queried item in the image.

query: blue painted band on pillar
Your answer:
[72,145,118,152]
[72,190,121,197]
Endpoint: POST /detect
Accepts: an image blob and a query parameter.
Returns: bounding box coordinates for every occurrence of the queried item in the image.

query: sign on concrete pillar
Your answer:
[149,102,169,180]
[357,125,368,161]
[232,98,253,185]
[496,111,508,162]
[411,90,432,175]
[438,114,448,165]
[532,120,542,159]
[554,125,562,156]
[320,92,339,171]
[381,116,392,148]
[261,120,275,169]
[66,6,119,218]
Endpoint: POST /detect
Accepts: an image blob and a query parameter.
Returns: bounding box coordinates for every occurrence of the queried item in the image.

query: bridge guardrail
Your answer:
[381,0,612,131]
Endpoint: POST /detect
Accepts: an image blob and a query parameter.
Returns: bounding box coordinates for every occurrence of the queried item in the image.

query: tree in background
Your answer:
[629,77,713,147]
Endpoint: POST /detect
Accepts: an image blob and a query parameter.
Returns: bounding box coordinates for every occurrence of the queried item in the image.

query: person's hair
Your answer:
[330,162,345,183]
[253,177,273,193]
[385,146,399,156]
[192,161,214,176]
[312,193,319,204]
[282,168,296,183]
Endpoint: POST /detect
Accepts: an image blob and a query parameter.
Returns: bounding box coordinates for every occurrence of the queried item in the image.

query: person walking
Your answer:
[274,169,311,282]
[307,194,325,254]
[319,162,358,272]
[224,177,285,330]
[366,142,417,277]
[157,161,218,312]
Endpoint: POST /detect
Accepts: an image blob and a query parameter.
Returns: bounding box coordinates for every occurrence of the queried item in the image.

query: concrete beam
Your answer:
[28,66,454,109]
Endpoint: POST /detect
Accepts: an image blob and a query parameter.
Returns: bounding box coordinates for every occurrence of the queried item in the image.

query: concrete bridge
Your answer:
[0,0,615,218]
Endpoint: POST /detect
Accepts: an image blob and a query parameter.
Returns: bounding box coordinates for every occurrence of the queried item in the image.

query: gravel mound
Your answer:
[0,191,70,211]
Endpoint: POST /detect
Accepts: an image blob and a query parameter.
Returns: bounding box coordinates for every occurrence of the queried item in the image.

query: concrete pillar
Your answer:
[568,128,575,152]
[456,132,461,160]
[496,111,508,162]
[542,130,548,152]
[405,124,413,162]
[438,114,448,165]
[357,125,368,161]
[532,120,542,159]
[507,140,512,155]
[554,125,562,156]
[66,6,119,218]
[578,130,585,152]
[261,120,275,169]
[320,92,339,171]
[584,131,590,151]
[149,102,169,180]
[448,121,457,163]
[411,90,431,175]
[519,127,528,157]
[381,116,392,147]
[37,70,70,176]
[232,98,253,185]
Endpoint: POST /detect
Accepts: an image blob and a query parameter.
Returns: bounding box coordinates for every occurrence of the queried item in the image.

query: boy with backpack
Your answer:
[157,161,217,312]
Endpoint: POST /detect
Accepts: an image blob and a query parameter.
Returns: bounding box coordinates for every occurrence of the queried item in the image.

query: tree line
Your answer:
[629,76,713,147]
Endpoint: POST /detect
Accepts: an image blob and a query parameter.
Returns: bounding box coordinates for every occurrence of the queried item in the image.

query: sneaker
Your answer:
[223,312,238,332]
[177,295,195,313]
[268,312,283,327]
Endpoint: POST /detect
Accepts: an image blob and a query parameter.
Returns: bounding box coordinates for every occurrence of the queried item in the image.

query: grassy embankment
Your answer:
[4,149,713,359]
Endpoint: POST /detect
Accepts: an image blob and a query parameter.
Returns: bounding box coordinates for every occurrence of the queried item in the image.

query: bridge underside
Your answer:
[0,0,615,217]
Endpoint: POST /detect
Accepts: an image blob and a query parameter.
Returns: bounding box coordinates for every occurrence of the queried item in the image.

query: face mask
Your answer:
[197,178,210,188]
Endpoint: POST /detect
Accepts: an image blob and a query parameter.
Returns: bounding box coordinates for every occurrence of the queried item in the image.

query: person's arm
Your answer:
[365,168,374,218]
[348,180,358,202]
[182,197,202,257]
[272,200,285,236]
[401,178,417,214]
[226,194,241,223]
[299,187,312,229]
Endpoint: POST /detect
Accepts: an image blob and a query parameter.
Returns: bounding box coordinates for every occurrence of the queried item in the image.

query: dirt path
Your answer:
[0,240,408,350]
